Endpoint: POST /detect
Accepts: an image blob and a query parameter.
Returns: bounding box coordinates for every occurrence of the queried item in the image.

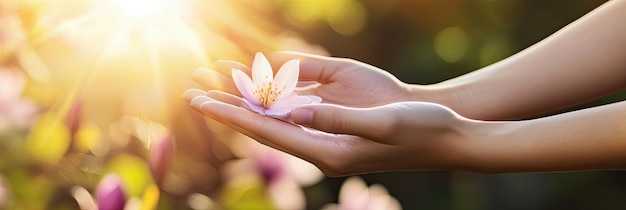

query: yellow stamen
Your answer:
[253,80,286,109]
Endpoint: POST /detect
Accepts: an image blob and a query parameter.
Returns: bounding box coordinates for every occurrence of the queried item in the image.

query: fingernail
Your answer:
[190,96,213,109]
[291,108,314,126]
[181,89,205,103]
[191,68,209,83]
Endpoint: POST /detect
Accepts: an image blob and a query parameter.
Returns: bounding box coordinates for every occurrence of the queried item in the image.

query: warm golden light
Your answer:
[0,0,364,208]
[111,0,185,20]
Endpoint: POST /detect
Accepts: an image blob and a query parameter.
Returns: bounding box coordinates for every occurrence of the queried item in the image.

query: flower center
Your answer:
[254,81,284,109]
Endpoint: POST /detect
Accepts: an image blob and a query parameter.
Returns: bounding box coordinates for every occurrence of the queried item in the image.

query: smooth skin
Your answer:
[184,0,626,176]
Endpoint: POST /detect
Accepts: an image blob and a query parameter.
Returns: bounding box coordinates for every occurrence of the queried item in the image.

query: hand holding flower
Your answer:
[184,88,472,176]
[231,52,321,120]
[191,51,421,109]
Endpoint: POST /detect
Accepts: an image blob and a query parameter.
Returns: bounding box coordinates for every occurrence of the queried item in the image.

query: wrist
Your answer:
[406,84,467,115]
[448,118,510,173]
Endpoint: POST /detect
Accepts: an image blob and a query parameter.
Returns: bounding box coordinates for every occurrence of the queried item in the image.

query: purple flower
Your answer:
[232,52,321,120]
[222,134,324,210]
[96,174,126,210]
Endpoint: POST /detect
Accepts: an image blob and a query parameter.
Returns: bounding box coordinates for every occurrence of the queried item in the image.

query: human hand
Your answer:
[182,89,473,176]
[191,51,416,108]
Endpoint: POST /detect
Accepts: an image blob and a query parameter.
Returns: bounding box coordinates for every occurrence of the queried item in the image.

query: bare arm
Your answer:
[184,90,626,175]
[422,0,626,120]
[184,0,626,175]
[464,100,626,173]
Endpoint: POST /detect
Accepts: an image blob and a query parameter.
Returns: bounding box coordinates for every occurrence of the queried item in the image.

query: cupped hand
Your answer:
[182,89,472,176]
[191,51,416,108]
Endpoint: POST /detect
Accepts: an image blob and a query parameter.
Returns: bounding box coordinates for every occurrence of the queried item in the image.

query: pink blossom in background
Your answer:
[0,68,37,131]
[96,174,127,210]
[321,176,402,210]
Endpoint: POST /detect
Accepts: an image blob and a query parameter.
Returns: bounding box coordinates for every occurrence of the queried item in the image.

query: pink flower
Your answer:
[149,133,174,186]
[321,177,402,210]
[96,174,127,210]
[231,52,321,120]
[0,68,37,130]
[221,133,324,210]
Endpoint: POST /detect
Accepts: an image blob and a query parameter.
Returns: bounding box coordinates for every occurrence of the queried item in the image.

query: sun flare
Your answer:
[110,0,185,20]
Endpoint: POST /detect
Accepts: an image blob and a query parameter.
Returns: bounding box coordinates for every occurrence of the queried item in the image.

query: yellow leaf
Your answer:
[139,183,160,210]
[105,154,153,197]
[25,113,71,165]
[219,174,276,210]
[74,121,108,156]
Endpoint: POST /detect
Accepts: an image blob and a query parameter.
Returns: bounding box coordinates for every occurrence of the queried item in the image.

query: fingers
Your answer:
[205,90,243,106]
[184,90,293,155]
[268,51,349,83]
[191,68,239,96]
[191,60,250,95]
[213,60,251,76]
[182,89,206,104]
[189,97,341,164]
[291,104,395,140]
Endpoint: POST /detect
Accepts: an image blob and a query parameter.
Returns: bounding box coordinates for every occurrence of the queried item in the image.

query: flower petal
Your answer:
[273,59,300,99]
[242,97,266,115]
[232,69,260,105]
[270,93,313,110]
[265,94,322,119]
[264,108,292,119]
[252,52,274,85]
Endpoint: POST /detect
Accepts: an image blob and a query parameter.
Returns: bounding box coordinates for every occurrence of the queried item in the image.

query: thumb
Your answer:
[291,104,394,138]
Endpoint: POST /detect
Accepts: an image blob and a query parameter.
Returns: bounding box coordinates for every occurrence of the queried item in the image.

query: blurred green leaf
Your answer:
[8,170,56,210]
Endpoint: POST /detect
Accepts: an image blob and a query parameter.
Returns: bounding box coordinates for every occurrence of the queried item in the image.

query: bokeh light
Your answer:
[434,26,469,63]
[1,0,624,209]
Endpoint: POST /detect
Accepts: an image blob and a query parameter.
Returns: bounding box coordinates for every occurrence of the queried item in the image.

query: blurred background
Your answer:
[1,0,625,209]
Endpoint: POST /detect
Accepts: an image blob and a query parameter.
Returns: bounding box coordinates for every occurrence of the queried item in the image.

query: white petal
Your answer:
[252,52,274,85]
[273,59,300,99]
[264,108,292,118]
[232,69,260,105]
[270,93,313,110]
[241,98,266,115]
[264,94,313,119]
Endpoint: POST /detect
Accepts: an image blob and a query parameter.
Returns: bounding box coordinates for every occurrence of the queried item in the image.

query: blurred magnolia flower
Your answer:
[96,174,127,210]
[321,176,402,210]
[0,68,37,130]
[222,133,323,210]
[232,52,321,120]
[149,133,175,186]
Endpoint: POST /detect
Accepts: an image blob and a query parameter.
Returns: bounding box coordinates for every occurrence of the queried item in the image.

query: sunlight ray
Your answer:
[29,7,108,47]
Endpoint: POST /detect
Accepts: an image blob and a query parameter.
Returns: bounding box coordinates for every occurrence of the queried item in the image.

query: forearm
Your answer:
[459,101,626,173]
[416,0,626,120]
